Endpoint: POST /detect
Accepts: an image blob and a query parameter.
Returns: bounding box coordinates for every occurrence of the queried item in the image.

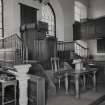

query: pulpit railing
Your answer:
[57,41,88,60]
[0,33,28,67]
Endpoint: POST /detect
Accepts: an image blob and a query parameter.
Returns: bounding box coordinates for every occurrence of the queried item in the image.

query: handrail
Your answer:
[57,41,73,44]
[57,40,89,59]
[0,33,24,47]
[0,33,21,41]
[15,34,26,47]
[15,34,23,42]
[74,42,88,50]
[0,33,25,47]
[57,41,88,50]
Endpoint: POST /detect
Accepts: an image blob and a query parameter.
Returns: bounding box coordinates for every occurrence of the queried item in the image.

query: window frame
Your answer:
[41,3,56,37]
[97,38,105,53]
[0,0,4,38]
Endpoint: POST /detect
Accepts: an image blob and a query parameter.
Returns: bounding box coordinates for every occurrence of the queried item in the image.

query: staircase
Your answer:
[0,34,89,67]
[57,41,89,67]
[0,33,28,68]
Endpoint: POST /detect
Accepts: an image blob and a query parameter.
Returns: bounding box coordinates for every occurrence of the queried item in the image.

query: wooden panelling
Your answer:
[73,17,105,40]
[28,75,45,105]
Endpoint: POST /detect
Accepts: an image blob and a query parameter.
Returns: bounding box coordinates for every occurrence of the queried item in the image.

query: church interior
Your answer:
[0,0,105,105]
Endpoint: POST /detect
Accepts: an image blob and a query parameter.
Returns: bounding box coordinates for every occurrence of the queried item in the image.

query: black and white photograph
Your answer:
[0,0,105,105]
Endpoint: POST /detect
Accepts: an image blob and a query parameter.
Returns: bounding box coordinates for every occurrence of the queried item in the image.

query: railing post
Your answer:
[26,47,28,62]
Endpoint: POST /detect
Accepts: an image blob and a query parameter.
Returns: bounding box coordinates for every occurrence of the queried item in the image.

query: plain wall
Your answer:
[76,0,89,7]
[88,0,105,18]
[58,0,74,42]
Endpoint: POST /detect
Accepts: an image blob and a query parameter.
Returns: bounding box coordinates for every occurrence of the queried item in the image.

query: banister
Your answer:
[0,33,23,46]
[74,41,88,50]
[0,33,28,64]
[15,33,22,41]
[0,33,20,40]
[57,40,89,59]
[57,41,88,50]
[0,33,26,47]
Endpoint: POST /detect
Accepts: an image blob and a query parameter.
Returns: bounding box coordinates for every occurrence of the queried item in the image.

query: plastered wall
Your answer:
[89,0,105,18]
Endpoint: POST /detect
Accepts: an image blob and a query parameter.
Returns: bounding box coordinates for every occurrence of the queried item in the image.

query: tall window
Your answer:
[0,0,3,39]
[97,38,105,53]
[74,1,87,22]
[42,3,56,36]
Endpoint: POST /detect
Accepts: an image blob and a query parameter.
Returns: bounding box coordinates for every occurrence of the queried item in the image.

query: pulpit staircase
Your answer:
[0,33,28,68]
[57,41,89,67]
[0,33,89,70]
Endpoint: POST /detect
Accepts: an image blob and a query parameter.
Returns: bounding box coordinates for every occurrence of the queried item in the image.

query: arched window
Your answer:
[42,3,56,36]
[0,0,3,38]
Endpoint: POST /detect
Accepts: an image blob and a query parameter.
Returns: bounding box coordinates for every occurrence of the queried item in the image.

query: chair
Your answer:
[64,61,85,91]
[51,57,64,88]
[63,61,75,84]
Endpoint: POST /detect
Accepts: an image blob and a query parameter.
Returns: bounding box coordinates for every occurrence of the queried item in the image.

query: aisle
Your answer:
[47,84,105,105]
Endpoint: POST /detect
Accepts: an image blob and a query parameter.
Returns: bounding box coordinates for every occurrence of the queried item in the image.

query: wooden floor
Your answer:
[47,83,105,105]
